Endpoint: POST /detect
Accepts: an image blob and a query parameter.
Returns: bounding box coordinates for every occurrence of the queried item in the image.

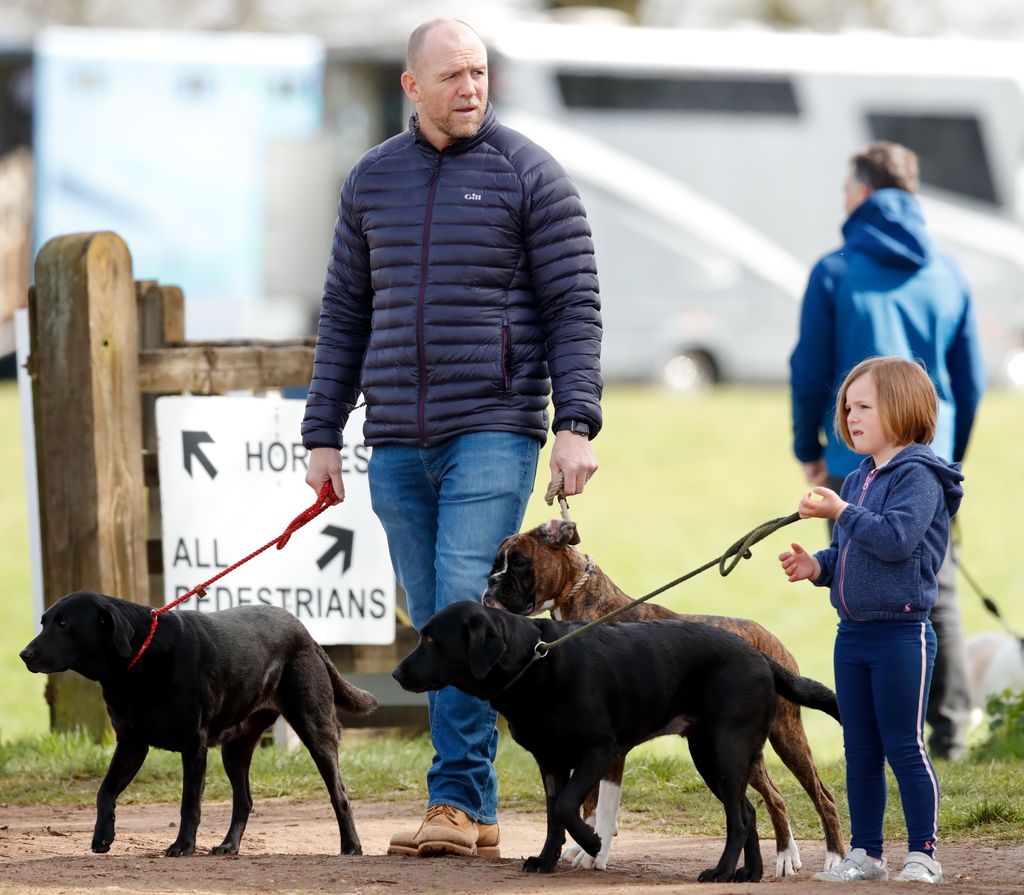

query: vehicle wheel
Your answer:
[661,350,716,392]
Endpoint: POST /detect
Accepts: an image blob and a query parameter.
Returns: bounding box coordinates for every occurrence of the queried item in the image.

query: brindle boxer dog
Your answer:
[482,520,845,876]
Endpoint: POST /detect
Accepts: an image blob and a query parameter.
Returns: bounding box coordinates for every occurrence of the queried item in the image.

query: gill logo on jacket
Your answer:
[464,192,482,201]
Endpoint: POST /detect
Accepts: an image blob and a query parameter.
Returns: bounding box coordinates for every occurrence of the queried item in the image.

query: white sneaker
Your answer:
[896,852,943,883]
[813,848,889,882]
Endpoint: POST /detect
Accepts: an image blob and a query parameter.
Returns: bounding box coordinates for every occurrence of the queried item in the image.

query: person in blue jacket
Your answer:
[781,356,964,884]
[301,18,602,859]
[789,141,985,761]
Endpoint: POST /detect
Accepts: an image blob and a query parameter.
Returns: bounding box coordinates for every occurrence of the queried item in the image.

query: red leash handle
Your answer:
[127,481,338,669]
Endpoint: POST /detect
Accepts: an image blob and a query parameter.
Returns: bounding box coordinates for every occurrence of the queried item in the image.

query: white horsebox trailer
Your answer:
[488,23,1024,389]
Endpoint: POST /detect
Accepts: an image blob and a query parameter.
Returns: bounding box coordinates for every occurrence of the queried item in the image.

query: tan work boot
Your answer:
[386,822,421,857]
[387,805,500,858]
[416,804,478,857]
[475,819,501,858]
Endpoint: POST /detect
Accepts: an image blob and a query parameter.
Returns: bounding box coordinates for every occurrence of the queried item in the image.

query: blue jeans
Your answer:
[835,619,940,859]
[368,432,540,824]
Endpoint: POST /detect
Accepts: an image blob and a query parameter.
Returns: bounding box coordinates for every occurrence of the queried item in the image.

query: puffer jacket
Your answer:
[813,444,964,621]
[301,104,602,449]
[790,189,985,478]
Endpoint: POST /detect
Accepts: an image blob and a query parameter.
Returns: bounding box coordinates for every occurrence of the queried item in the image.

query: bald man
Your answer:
[302,18,603,858]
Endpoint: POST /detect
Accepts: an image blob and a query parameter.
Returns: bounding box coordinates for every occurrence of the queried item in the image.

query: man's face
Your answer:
[402,24,488,150]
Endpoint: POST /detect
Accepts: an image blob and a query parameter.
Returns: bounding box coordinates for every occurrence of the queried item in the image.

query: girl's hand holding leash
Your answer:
[799,486,848,520]
[779,543,821,582]
[779,488,844,583]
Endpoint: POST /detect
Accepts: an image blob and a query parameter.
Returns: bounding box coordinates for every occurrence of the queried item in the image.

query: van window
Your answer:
[557,71,800,116]
[866,112,999,206]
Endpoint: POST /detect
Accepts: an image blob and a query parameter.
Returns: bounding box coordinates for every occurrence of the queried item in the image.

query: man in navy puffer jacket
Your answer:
[789,141,985,760]
[302,18,602,858]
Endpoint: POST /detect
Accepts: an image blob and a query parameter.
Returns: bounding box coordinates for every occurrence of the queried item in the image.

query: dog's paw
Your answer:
[340,842,363,856]
[571,850,596,869]
[91,817,115,854]
[164,840,196,857]
[823,849,844,871]
[561,843,583,864]
[775,840,802,877]
[571,849,610,870]
[698,867,735,883]
[573,829,601,858]
[730,865,763,883]
[523,856,557,873]
[210,843,240,856]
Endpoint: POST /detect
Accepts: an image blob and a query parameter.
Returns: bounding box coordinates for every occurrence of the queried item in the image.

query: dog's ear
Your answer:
[528,521,551,542]
[98,602,134,659]
[544,519,580,547]
[467,612,506,679]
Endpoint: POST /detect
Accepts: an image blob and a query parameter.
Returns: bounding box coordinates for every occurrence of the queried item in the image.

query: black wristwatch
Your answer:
[557,419,591,438]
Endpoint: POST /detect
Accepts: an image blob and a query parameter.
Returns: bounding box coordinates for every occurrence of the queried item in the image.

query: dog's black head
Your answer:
[482,520,580,615]
[20,590,137,679]
[393,602,534,700]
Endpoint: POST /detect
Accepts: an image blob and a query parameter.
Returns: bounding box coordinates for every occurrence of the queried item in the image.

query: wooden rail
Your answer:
[137,339,314,394]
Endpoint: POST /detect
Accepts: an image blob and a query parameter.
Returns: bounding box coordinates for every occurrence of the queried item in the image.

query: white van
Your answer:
[489,23,1024,388]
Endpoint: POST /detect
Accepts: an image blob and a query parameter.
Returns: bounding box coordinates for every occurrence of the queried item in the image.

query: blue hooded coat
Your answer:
[813,444,964,621]
[790,189,986,478]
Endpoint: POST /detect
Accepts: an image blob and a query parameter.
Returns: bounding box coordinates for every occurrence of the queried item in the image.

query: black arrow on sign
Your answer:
[183,431,217,479]
[319,526,354,574]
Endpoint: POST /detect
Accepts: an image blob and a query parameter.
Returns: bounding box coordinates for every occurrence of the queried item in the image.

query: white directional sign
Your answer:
[155,396,395,645]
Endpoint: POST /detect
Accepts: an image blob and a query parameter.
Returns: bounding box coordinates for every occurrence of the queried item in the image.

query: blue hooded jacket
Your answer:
[790,189,986,478]
[812,444,964,621]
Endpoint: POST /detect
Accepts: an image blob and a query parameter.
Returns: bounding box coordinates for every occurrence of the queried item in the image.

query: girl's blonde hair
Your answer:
[834,356,937,451]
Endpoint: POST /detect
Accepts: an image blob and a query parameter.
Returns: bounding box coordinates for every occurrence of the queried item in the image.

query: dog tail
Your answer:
[767,657,841,723]
[317,644,379,715]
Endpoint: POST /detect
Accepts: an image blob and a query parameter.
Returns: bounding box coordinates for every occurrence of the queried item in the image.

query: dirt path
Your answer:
[0,798,1019,894]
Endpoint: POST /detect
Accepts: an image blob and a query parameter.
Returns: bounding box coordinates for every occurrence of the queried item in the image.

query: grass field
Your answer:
[2,380,1023,758]
[1,379,42,740]
[2,378,1023,841]
[2,725,1022,843]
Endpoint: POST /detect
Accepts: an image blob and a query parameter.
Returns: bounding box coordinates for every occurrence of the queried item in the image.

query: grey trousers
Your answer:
[925,544,971,758]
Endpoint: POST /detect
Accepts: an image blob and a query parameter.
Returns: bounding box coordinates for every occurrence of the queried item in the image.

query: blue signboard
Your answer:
[34,27,324,338]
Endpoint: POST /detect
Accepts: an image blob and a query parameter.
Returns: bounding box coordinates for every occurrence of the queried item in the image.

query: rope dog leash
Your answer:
[950,519,1022,642]
[501,510,800,690]
[127,481,338,669]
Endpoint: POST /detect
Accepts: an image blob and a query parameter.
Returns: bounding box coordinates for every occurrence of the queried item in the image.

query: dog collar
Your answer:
[563,556,595,603]
[498,639,550,694]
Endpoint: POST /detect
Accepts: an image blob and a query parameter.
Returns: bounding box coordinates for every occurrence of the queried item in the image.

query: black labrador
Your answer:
[20,590,377,857]
[393,602,840,882]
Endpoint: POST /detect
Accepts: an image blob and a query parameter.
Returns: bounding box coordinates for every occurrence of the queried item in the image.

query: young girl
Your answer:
[779,356,963,885]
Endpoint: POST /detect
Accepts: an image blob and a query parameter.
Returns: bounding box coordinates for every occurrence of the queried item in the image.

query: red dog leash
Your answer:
[127,481,338,669]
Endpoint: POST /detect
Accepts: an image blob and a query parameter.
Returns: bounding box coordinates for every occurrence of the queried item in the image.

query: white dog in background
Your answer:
[966,632,1024,726]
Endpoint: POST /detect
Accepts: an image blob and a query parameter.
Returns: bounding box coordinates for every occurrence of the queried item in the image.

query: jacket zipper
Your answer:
[837,466,879,619]
[417,152,443,444]
[502,322,511,392]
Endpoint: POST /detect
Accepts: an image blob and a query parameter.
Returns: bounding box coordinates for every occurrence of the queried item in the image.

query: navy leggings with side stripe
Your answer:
[835,618,940,860]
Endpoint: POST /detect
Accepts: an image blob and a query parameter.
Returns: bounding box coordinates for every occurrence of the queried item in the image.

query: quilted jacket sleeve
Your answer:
[301,167,374,450]
[520,153,603,437]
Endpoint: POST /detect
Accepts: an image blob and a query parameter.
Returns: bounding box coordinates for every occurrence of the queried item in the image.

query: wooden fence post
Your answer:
[29,231,148,739]
[137,281,185,605]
